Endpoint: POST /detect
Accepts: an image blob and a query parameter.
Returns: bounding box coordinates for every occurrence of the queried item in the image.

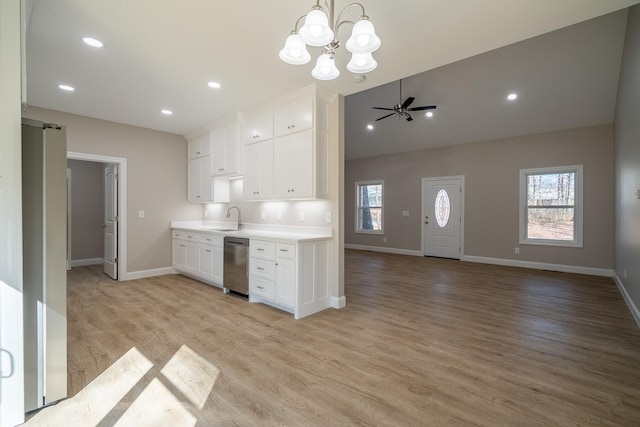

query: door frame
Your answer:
[67,152,127,281]
[421,175,465,258]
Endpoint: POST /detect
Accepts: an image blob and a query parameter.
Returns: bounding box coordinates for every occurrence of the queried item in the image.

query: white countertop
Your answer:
[171,221,332,243]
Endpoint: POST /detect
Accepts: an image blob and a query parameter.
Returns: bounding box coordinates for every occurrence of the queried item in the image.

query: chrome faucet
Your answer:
[225,205,242,230]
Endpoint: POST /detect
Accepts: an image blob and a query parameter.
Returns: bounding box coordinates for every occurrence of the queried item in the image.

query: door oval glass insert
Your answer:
[435,189,450,228]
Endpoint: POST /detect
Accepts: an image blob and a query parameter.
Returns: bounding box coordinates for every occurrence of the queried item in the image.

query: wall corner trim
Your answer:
[124,267,174,281]
[344,244,423,257]
[613,273,640,329]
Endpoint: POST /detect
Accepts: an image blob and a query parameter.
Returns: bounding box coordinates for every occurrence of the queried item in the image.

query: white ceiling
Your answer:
[25,0,639,153]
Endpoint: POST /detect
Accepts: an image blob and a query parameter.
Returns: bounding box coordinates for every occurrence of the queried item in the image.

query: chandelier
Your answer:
[279,0,381,81]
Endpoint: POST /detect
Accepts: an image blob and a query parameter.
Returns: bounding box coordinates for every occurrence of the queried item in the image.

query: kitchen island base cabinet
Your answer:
[249,239,331,319]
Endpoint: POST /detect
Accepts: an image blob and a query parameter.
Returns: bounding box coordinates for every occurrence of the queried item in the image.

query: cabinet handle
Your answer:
[291,124,295,128]
[257,248,264,252]
[257,285,264,290]
[219,168,224,171]
[280,249,288,252]
[206,249,211,253]
[196,151,201,154]
[257,267,264,271]
[196,195,201,198]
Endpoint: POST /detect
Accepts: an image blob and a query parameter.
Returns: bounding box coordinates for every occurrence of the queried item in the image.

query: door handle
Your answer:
[101,224,107,228]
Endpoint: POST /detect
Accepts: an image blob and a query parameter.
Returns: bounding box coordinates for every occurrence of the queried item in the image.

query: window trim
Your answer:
[519,165,583,248]
[355,179,384,235]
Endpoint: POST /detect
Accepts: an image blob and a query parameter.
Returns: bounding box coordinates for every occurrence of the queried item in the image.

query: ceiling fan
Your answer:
[373,79,436,122]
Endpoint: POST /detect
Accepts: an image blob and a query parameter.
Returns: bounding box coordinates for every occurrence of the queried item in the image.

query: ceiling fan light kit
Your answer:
[280,0,381,81]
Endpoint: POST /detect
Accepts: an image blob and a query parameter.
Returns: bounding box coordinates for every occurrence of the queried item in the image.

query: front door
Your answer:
[104,164,118,279]
[422,177,463,259]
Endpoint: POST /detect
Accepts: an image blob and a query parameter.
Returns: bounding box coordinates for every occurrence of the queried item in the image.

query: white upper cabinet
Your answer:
[274,130,314,199]
[210,119,240,176]
[187,132,210,159]
[242,112,273,144]
[274,98,313,137]
[188,157,230,203]
[244,140,274,200]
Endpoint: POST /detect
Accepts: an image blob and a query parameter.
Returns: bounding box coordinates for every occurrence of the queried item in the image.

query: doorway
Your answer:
[67,152,127,280]
[422,176,464,259]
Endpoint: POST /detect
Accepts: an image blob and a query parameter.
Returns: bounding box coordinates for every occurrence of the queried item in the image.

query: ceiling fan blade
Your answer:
[401,97,415,109]
[372,107,395,111]
[404,112,414,121]
[407,105,437,111]
[375,113,395,121]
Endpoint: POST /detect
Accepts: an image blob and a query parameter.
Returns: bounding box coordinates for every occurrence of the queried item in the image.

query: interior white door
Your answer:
[423,177,462,259]
[104,164,118,279]
[66,168,72,270]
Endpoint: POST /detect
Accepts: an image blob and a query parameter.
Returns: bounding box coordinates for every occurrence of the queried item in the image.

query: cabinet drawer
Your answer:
[199,234,222,246]
[276,243,296,260]
[251,240,275,260]
[184,233,198,242]
[172,230,184,239]
[250,276,275,300]
[251,258,275,280]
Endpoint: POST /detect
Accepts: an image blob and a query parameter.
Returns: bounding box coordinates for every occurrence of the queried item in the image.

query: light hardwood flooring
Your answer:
[24,250,640,426]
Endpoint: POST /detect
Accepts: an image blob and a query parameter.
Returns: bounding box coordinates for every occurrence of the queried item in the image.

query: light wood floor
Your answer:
[24,250,640,426]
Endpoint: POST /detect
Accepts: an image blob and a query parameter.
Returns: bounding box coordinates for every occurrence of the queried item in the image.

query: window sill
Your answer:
[355,230,384,235]
[519,238,583,248]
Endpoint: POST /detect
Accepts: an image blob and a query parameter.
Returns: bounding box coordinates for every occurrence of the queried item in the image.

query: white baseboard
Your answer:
[124,267,174,281]
[331,295,346,309]
[613,272,640,329]
[344,244,423,257]
[462,255,613,277]
[70,258,103,267]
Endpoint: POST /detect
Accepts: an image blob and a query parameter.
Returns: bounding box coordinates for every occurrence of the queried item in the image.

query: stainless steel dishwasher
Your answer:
[223,237,249,296]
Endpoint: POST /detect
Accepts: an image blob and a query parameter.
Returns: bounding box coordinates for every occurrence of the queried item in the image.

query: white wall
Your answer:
[614,4,640,324]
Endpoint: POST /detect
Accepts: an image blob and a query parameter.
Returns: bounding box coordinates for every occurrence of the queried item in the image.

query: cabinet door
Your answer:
[187,158,202,202]
[184,242,198,274]
[211,246,224,284]
[274,130,313,199]
[210,127,225,175]
[197,245,213,278]
[244,140,273,200]
[212,122,239,176]
[243,112,273,144]
[188,133,210,159]
[172,240,186,269]
[274,98,313,137]
[276,257,296,308]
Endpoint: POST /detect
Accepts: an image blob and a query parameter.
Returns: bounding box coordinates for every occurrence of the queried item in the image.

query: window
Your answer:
[356,180,383,233]
[519,165,583,247]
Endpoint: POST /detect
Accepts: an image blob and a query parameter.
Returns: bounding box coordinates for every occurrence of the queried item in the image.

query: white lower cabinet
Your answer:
[172,230,223,288]
[249,238,331,319]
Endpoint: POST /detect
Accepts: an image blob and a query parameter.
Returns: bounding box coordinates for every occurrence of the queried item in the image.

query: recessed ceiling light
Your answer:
[82,37,103,48]
[58,84,75,92]
[507,93,518,101]
[161,109,173,115]
[208,81,221,89]
[367,124,373,130]
[425,111,434,118]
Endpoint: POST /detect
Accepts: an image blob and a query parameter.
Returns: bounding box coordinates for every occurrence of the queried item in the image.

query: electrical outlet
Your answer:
[299,211,305,221]
[383,237,387,243]
[204,210,208,218]
[624,269,627,280]
[261,210,266,220]
[514,247,520,255]
[326,212,332,223]
[138,210,145,218]
[277,211,282,221]
[402,210,409,217]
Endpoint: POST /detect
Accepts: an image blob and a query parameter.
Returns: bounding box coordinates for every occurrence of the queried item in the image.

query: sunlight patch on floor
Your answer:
[160,345,219,409]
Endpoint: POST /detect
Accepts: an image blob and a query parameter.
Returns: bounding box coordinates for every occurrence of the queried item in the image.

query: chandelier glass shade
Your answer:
[280,1,381,81]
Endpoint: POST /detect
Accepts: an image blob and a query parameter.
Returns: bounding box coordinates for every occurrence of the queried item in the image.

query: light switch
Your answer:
[277,211,282,221]
[326,212,332,223]
[402,210,409,217]
[138,210,145,218]
[261,210,266,220]
[299,211,305,221]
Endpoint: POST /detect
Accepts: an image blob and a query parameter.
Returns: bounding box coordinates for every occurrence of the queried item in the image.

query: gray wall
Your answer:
[345,124,614,269]
[67,159,104,262]
[24,106,202,273]
[614,6,640,311]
